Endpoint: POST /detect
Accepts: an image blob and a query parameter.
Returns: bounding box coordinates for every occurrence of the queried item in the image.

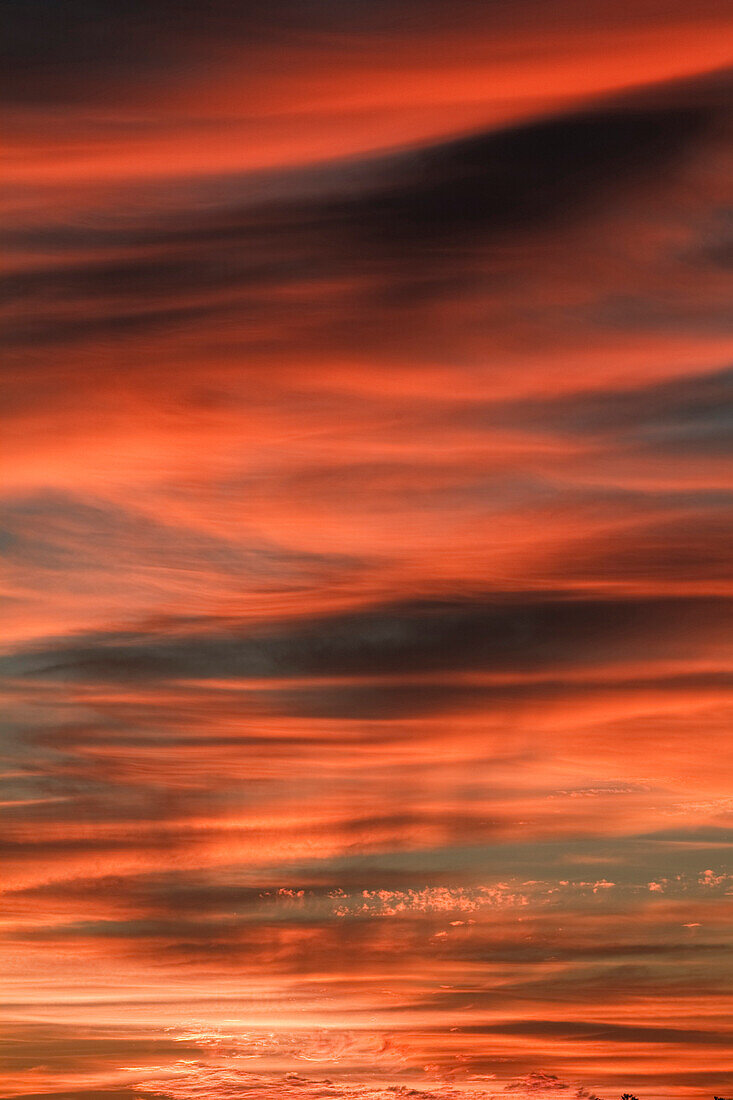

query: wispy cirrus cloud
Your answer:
[3,4,733,1098]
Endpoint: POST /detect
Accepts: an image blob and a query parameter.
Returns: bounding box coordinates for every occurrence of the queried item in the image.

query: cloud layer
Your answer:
[2,3,733,1099]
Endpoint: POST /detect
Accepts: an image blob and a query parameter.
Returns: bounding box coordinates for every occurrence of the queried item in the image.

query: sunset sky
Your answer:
[2,3,733,1099]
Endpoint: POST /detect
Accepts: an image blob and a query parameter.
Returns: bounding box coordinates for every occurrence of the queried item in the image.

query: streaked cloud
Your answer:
[2,4,733,1099]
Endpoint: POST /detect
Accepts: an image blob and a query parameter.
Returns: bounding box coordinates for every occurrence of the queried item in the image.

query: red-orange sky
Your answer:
[2,3,733,1099]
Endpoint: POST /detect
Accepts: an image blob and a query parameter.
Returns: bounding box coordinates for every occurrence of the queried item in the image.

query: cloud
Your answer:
[479,365,733,454]
[7,592,731,683]
[4,70,729,356]
[4,6,733,1098]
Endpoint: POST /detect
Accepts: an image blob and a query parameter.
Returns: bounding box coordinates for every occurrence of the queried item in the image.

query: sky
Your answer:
[2,3,733,1099]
